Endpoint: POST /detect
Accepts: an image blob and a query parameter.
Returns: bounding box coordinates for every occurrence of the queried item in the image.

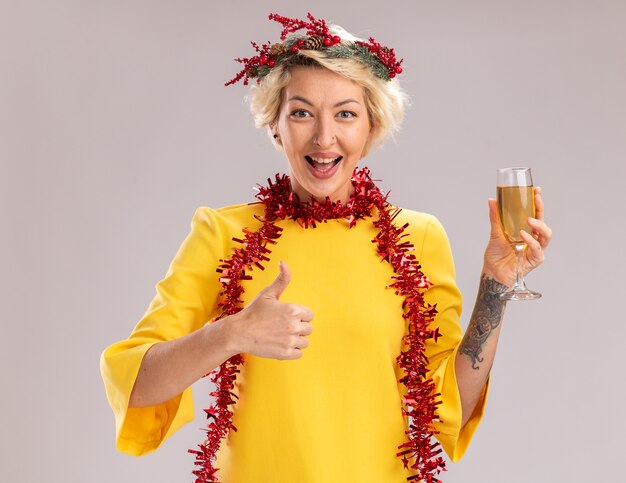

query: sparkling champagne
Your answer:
[497,186,535,244]
[496,167,541,300]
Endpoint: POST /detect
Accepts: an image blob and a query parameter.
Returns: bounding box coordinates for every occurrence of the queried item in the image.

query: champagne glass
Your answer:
[497,167,542,301]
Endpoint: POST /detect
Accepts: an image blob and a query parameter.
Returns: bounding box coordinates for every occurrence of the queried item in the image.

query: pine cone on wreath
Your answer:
[269,43,286,56]
[304,36,324,50]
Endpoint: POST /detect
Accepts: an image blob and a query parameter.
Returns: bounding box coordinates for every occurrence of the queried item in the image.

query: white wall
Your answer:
[2,1,624,481]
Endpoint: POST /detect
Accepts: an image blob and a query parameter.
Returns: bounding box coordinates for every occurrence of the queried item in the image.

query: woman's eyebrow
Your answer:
[334,99,360,107]
[287,96,361,107]
[287,95,314,106]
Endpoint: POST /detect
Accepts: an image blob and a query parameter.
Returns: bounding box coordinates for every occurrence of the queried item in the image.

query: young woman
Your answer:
[101,13,552,482]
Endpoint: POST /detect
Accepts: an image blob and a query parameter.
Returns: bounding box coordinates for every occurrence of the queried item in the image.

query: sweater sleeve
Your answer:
[100,207,225,456]
[419,215,489,462]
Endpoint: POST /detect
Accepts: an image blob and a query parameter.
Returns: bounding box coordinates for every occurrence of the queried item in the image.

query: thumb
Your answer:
[487,198,503,238]
[263,261,291,300]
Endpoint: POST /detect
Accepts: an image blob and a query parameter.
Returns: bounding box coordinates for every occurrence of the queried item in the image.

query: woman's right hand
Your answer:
[225,261,314,360]
[126,262,311,407]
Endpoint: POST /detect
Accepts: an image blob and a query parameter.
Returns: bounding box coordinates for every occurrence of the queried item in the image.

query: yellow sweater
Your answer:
[100,202,488,482]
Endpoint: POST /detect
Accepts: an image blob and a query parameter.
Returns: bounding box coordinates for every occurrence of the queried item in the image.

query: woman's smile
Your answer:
[304,152,343,178]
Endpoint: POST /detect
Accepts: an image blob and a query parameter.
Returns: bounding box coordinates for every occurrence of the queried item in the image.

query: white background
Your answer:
[2,1,625,482]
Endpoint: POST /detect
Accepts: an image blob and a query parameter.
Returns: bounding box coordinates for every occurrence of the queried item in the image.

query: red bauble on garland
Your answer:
[189,167,445,482]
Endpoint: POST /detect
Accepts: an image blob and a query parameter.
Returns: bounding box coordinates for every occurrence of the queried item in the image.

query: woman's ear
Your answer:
[272,125,280,140]
[269,124,282,148]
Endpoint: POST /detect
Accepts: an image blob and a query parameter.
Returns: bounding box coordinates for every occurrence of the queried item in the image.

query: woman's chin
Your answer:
[290,160,357,203]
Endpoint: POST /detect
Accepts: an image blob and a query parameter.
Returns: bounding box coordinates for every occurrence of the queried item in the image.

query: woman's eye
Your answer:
[291,109,311,118]
[337,111,356,119]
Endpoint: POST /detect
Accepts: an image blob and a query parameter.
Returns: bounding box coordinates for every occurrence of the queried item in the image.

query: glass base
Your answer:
[500,288,542,301]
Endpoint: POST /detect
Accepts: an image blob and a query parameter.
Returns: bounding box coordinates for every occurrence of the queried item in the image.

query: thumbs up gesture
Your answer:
[227,261,314,360]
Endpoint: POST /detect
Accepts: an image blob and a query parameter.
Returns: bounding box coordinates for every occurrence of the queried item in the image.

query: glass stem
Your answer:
[513,244,527,291]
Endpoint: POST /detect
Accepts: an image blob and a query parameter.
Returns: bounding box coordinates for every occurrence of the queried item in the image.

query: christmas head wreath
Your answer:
[225,12,404,86]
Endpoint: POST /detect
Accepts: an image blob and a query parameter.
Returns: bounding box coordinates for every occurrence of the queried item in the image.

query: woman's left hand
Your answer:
[483,187,553,286]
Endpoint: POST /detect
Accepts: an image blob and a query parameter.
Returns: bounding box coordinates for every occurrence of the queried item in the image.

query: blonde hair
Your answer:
[248,25,409,156]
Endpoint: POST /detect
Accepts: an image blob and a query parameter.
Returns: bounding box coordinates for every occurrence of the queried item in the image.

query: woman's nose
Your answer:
[313,117,336,147]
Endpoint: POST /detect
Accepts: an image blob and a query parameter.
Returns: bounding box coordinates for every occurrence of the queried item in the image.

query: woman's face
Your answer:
[274,66,373,203]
